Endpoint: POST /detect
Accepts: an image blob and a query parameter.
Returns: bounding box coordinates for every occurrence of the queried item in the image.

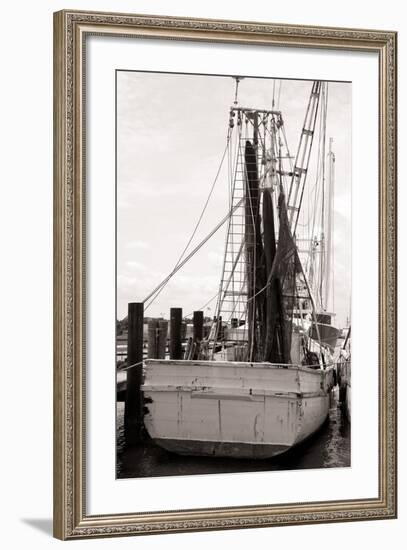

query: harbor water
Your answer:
[116,387,350,479]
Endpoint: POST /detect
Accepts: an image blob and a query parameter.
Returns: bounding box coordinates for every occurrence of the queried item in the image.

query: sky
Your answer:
[116,71,351,327]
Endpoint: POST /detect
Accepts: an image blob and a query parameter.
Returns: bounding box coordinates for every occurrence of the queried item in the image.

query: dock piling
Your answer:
[193,310,204,342]
[170,307,183,359]
[192,310,204,359]
[147,319,159,359]
[157,320,168,359]
[124,302,144,444]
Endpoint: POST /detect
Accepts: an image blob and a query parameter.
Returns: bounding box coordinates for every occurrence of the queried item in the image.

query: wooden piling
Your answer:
[147,319,158,359]
[193,311,204,342]
[157,320,168,359]
[181,321,187,341]
[124,302,144,444]
[170,307,183,359]
[215,315,224,340]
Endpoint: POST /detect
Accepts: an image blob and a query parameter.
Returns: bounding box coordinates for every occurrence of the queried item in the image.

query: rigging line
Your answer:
[183,290,221,319]
[243,113,282,171]
[245,238,300,306]
[294,90,323,283]
[213,140,250,352]
[331,136,335,314]
[143,196,245,306]
[208,242,245,336]
[198,243,243,326]
[289,81,322,237]
[144,132,231,311]
[227,121,239,311]
[307,108,325,277]
[317,103,326,307]
[213,124,241,324]
[281,126,294,171]
[217,241,244,310]
[309,114,324,235]
[301,262,323,353]
[245,272,270,304]
[225,273,247,323]
[319,84,329,309]
[308,84,327,236]
[242,118,279,190]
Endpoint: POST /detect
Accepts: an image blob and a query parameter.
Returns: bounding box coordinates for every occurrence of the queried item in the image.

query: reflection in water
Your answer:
[116,389,350,479]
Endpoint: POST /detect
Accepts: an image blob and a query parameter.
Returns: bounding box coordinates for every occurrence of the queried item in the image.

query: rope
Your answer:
[212,123,242,329]
[306,85,325,279]
[319,84,329,309]
[142,197,245,305]
[122,360,144,371]
[144,133,231,311]
[183,291,220,319]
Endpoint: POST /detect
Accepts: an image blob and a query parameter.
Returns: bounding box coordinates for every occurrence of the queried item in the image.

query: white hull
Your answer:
[142,359,335,458]
[345,384,351,421]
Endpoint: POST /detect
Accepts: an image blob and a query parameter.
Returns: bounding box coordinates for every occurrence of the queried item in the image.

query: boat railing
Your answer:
[143,358,329,372]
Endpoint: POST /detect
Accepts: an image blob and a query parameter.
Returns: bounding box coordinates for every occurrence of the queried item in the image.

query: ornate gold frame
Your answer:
[53,9,397,540]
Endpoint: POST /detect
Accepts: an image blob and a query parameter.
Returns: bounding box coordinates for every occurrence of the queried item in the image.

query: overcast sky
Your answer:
[117,71,351,327]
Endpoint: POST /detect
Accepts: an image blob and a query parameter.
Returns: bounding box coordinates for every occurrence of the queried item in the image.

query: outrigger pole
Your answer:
[287,80,322,234]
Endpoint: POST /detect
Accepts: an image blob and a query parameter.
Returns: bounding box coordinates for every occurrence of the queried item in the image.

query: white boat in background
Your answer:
[141,79,338,458]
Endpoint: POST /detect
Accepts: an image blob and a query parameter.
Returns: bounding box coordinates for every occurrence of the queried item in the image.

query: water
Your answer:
[116,388,350,479]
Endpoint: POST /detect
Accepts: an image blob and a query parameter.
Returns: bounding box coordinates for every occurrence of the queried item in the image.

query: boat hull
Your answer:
[310,322,341,351]
[345,384,351,421]
[337,357,351,422]
[142,360,334,459]
[152,438,291,459]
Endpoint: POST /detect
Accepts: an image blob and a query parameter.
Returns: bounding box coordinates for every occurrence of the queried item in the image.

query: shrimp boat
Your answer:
[141,79,336,458]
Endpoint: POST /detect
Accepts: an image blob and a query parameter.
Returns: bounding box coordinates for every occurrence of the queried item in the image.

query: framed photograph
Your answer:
[53,9,397,540]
